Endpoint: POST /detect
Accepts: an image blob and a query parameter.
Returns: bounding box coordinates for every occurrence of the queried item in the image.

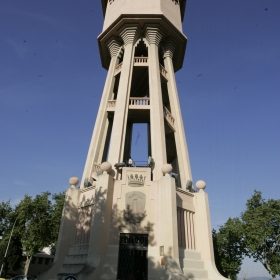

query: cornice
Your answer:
[97,14,187,72]
[162,38,178,59]
[145,25,165,46]
[107,37,122,57]
[176,187,194,197]
[119,25,141,46]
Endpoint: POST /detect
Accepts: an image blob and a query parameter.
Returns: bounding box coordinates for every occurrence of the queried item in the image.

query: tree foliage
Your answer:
[213,218,244,280]
[0,201,13,236]
[0,192,65,276]
[213,190,280,280]
[241,190,280,280]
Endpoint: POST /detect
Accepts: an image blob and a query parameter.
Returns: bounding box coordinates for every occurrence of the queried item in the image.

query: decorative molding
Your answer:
[80,185,96,193]
[123,191,146,225]
[134,37,149,49]
[119,25,141,46]
[176,187,195,197]
[127,173,146,186]
[107,37,122,58]
[162,39,178,59]
[145,26,165,46]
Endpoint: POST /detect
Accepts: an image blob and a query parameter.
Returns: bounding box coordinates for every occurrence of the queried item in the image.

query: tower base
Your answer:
[38,167,226,280]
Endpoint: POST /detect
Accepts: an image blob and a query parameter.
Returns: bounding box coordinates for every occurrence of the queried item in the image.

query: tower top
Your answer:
[101,0,187,32]
[98,0,188,71]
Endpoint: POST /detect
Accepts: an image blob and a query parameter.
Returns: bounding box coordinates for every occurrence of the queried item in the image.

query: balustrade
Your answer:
[134,56,148,64]
[114,62,122,75]
[93,162,101,173]
[129,97,150,106]
[177,207,196,250]
[160,64,168,80]
[108,100,116,108]
[107,100,175,131]
[163,106,175,125]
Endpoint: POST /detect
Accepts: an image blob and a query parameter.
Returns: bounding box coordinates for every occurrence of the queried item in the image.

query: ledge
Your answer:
[176,187,194,197]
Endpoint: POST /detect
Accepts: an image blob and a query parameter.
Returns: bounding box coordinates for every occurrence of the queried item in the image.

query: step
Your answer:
[183,268,208,279]
[179,249,202,260]
[182,259,205,269]
[64,254,88,265]
[68,245,89,255]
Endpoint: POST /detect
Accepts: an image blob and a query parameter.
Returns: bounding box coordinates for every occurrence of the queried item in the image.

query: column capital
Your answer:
[107,37,122,58]
[119,25,141,46]
[162,38,178,59]
[145,25,165,46]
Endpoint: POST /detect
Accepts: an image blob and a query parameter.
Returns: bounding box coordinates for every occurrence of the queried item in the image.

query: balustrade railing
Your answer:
[134,57,148,64]
[114,62,122,75]
[163,106,175,126]
[93,162,101,173]
[177,207,196,250]
[107,100,175,131]
[108,100,116,108]
[129,97,150,106]
[160,64,168,80]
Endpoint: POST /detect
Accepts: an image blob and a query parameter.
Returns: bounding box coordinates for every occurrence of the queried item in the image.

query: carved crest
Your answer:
[123,191,146,225]
[127,173,145,187]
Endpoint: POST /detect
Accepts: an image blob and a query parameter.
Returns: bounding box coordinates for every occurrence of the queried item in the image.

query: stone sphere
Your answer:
[161,164,173,175]
[100,161,112,173]
[69,176,79,186]
[196,180,206,190]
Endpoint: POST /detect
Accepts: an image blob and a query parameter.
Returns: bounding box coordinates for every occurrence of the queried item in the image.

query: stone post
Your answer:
[107,25,140,175]
[195,184,227,279]
[87,172,114,278]
[145,26,167,181]
[162,39,192,188]
[81,38,121,188]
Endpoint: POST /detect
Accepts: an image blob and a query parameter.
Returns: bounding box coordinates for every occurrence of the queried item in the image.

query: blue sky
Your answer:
[0,0,279,278]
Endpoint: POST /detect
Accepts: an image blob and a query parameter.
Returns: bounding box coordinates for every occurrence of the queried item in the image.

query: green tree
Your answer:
[15,192,53,274]
[49,192,65,251]
[0,192,65,276]
[241,190,280,280]
[0,201,22,277]
[213,217,244,280]
[0,201,13,237]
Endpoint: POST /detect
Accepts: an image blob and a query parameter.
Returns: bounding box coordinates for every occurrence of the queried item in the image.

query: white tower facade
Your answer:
[39,1,227,279]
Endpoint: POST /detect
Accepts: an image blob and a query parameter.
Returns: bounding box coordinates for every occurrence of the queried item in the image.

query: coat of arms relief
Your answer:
[123,191,146,225]
[127,172,146,187]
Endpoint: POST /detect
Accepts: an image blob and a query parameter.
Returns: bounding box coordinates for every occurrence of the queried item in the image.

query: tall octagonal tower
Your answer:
[39,1,227,279]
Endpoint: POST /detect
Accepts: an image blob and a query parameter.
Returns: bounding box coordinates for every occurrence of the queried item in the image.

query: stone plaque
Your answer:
[124,191,146,225]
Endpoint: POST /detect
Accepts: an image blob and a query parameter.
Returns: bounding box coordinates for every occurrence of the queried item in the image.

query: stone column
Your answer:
[162,39,192,188]
[145,26,167,181]
[195,188,227,279]
[81,38,121,188]
[158,173,182,276]
[107,25,140,174]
